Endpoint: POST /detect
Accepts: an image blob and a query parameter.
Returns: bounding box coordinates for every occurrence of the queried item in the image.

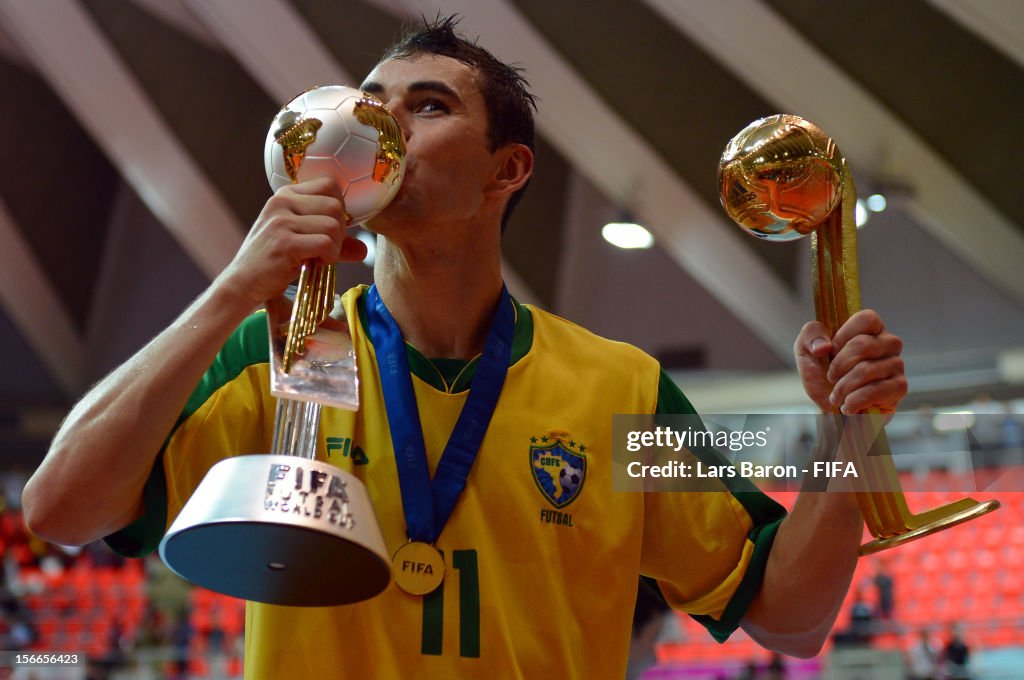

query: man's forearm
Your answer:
[22,282,256,546]
[741,415,863,657]
[742,488,861,656]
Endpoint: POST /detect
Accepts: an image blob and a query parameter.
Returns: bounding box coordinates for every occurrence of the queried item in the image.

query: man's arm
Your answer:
[22,177,362,546]
[741,309,907,657]
[23,284,258,545]
[740,417,861,657]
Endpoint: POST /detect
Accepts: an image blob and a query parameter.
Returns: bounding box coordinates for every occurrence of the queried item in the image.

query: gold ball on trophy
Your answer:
[718,114,844,242]
[264,85,406,226]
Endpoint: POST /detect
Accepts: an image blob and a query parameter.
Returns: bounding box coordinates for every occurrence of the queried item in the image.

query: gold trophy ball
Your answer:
[718,114,844,242]
[263,85,406,227]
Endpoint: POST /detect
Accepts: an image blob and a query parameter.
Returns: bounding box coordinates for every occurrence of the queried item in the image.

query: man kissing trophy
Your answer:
[159,86,405,605]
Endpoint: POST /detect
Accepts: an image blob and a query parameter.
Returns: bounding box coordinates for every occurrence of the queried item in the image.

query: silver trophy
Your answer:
[159,86,406,605]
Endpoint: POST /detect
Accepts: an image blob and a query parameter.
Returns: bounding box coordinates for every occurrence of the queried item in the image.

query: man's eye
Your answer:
[415,99,449,114]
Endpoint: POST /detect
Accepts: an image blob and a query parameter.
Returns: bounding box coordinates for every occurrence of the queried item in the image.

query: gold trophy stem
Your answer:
[271,260,336,459]
[812,164,999,555]
[282,262,337,373]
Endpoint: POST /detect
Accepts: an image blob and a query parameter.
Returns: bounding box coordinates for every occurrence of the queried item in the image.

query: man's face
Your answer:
[360,54,497,233]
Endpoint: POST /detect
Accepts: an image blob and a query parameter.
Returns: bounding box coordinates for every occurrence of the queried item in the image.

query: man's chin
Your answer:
[363,211,397,236]
[364,208,389,229]
[365,195,411,234]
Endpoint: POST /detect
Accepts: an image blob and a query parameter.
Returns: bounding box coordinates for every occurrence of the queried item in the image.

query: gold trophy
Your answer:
[718,115,999,554]
[159,87,405,603]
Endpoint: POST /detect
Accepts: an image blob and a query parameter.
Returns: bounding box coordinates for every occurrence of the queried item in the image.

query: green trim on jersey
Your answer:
[655,368,787,642]
[354,286,534,393]
[655,368,699,416]
[656,369,787,516]
[180,312,270,422]
[692,516,784,642]
[431,358,472,388]
[104,452,167,558]
[104,312,271,557]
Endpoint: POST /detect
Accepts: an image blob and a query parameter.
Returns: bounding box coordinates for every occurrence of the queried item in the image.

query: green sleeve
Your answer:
[103,313,270,557]
[655,368,699,416]
[103,452,167,557]
[653,369,787,642]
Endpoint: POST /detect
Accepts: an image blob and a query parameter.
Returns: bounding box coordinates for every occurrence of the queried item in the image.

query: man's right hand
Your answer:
[216,176,369,309]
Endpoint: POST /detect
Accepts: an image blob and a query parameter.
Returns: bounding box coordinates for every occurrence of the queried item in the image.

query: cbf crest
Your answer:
[530,432,587,508]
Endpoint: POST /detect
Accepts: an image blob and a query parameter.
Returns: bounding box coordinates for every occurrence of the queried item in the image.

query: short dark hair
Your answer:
[380,15,537,233]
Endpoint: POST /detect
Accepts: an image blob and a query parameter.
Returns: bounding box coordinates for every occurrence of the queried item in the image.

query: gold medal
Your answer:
[392,542,445,595]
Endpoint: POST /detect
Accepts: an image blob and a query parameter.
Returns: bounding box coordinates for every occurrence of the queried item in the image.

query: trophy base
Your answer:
[159,454,391,606]
[858,499,1001,556]
[161,520,390,606]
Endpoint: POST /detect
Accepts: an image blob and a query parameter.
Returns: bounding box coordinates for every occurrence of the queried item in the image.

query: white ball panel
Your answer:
[334,135,378,182]
[295,156,348,194]
[299,109,346,156]
[345,176,396,225]
[269,172,292,193]
[301,85,361,111]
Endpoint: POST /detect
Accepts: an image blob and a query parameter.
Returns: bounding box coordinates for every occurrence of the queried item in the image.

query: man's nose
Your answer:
[386,104,412,142]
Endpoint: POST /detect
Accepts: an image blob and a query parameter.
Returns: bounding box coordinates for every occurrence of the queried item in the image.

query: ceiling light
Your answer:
[866,193,887,212]
[602,222,654,249]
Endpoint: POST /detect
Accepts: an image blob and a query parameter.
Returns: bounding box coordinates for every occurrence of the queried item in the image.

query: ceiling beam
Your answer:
[182,0,356,104]
[0,198,87,396]
[645,0,1024,306]
[366,0,805,362]
[0,18,26,68]
[927,0,1024,69]
[0,0,243,280]
[128,0,223,52]
[180,0,540,304]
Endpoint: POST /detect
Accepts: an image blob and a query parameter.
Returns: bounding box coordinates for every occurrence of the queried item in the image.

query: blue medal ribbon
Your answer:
[365,284,514,544]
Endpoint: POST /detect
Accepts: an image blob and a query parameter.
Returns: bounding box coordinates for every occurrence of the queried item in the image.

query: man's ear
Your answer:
[485,143,533,198]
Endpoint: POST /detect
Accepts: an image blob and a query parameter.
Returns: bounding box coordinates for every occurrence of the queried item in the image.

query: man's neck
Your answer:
[372,232,504,360]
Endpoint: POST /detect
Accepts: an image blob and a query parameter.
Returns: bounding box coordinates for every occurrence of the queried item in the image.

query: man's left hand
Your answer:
[795,309,907,414]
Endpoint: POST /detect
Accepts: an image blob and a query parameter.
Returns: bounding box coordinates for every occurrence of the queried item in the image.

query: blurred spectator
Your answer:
[1000,404,1023,462]
[849,588,875,643]
[967,393,1003,452]
[168,611,193,680]
[0,588,37,650]
[738,660,759,680]
[941,624,971,680]
[906,404,952,477]
[906,628,938,680]
[833,588,875,647]
[766,652,785,680]
[873,560,895,621]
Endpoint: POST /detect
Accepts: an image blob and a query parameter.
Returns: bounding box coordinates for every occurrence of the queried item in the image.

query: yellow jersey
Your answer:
[108,285,785,678]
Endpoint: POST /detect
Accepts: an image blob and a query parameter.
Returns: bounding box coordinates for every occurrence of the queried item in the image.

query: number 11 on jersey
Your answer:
[421,549,479,658]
